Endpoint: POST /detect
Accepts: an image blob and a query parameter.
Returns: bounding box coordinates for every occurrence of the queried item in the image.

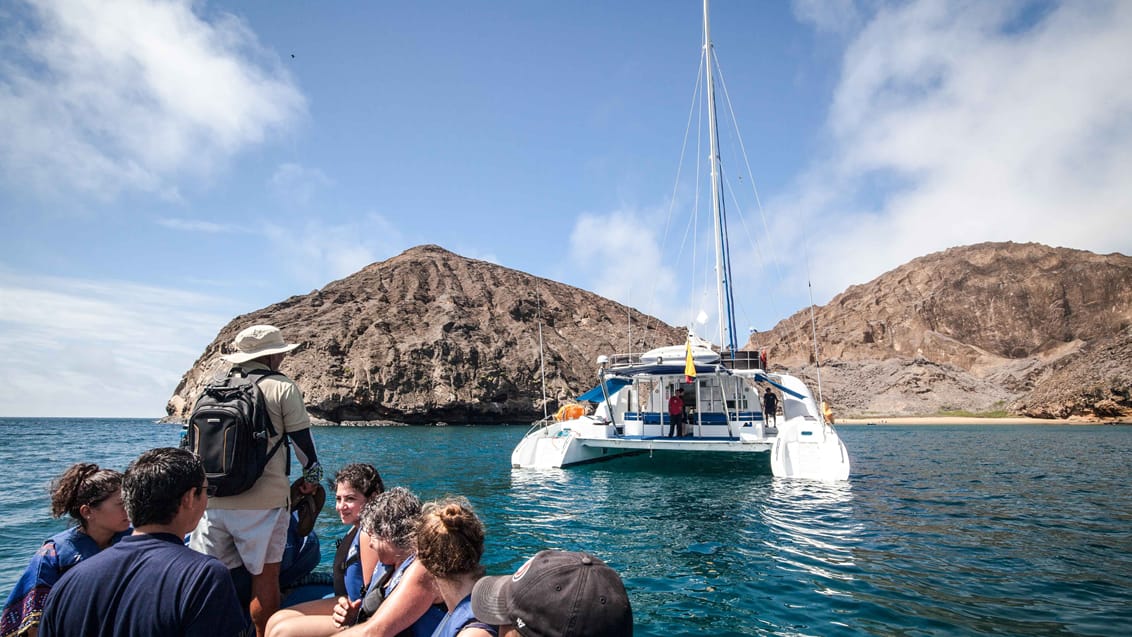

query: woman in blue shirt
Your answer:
[1,463,131,637]
[266,463,384,637]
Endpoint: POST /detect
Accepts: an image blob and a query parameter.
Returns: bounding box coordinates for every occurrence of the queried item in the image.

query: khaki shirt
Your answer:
[207,360,312,510]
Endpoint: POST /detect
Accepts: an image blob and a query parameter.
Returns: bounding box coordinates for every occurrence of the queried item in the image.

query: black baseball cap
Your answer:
[471,550,632,636]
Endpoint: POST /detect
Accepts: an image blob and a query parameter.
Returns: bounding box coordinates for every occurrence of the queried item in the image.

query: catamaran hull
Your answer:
[511,418,640,468]
[769,417,851,481]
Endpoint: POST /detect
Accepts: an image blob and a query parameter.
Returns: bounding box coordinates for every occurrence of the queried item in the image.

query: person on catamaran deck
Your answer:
[415,497,498,637]
[266,464,386,637]
[1,463,131,637]
[667,388,686,438]
[763,387,779,428]
[332,487,446,637]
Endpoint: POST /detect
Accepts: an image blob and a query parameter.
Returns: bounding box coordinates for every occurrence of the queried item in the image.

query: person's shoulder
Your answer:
[256,371,303,398]
[254,368,297,385]
[405,556,436,585]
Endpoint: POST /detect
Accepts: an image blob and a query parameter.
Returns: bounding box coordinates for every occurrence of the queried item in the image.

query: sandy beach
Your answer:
[836,416,1125,425]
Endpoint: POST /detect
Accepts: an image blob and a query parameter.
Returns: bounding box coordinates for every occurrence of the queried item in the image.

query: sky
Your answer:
[1,0,1129,417]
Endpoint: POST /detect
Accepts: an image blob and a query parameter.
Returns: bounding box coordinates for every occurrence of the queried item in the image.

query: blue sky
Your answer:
[2,0,1130,417]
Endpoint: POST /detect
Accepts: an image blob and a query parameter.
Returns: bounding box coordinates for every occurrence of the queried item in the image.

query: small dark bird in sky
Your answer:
[291,54,295,58]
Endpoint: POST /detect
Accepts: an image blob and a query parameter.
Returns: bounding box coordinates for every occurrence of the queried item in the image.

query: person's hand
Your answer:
[332,596,361,628]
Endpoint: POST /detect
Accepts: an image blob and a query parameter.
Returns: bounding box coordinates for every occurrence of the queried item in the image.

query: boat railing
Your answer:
[523,415,559,437]
[604,353,644,368]
[719,349,764,370]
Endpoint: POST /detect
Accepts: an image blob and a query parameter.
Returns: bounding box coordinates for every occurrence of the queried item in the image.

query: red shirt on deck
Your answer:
[668,393,684,417]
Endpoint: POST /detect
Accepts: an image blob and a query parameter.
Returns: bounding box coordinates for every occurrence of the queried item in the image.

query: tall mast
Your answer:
[703,0,737,354]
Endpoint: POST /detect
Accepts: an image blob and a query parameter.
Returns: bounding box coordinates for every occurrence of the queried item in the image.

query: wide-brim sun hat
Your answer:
[221,324,301,363]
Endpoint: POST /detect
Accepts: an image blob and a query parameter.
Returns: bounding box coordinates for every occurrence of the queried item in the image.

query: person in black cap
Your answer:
[471,550,632,637]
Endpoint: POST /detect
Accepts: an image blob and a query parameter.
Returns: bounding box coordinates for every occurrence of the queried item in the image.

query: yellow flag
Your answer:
[684,338,696,382]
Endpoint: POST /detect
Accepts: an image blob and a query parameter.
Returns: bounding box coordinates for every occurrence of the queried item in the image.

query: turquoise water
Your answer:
[2,418,1130,635]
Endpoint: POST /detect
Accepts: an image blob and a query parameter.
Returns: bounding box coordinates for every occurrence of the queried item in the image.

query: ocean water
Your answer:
[1,418,1130,636]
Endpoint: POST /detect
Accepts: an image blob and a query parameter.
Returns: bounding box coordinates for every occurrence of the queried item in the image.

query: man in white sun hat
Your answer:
[471,550,633,636]
[189,324,322,637]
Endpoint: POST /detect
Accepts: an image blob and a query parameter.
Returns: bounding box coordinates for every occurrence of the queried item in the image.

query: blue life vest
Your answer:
[431,595,498,637]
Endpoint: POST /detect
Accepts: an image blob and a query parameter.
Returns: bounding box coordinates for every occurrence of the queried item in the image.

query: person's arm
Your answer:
[4,540,62,637]
[359,560,440,637]
[275,380,322,489]
[359,530,379,589]
[288,429,320,474]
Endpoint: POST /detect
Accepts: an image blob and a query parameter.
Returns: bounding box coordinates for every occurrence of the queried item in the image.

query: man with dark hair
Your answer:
[190,324,323,637]
[667,387,686,438]
[763,387,779,428]
[40,447,250,637]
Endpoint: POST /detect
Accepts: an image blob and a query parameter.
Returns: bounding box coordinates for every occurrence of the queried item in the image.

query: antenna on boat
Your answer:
[537,291,548,420]
[626,295,632,356]
[806,278,824,403]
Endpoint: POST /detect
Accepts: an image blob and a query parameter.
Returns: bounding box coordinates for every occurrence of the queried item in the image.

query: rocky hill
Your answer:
[756,242,1132,419]
[166,245,683,424]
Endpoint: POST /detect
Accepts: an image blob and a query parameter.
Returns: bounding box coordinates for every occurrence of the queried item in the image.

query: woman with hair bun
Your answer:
[415,497,496,637]
[1,463,131,637]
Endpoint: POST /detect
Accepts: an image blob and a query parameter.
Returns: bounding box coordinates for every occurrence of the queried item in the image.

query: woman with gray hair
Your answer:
[333,487,445,637]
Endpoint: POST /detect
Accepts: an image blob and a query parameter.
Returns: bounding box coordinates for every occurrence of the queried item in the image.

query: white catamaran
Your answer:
[511,1,851,481]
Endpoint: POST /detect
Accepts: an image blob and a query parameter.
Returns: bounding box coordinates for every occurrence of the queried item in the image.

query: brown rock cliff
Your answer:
[755,242,1132,419]
[166,245,684,424]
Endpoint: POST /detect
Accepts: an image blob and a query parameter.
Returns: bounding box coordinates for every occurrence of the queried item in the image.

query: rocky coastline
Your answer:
[166,242,1132,424]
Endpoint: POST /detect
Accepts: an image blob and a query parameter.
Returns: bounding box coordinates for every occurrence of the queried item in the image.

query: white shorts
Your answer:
[189,507,289,575]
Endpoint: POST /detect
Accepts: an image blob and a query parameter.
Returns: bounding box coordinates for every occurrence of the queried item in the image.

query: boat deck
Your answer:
[578,435,772,453]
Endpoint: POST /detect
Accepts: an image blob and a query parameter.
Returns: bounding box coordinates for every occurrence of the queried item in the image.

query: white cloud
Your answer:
[0,270,238,416]
[0,0,305,202]
[777,0,1132,304]
[791,0,862,35]
[568,0,1132,339]
[270,163,333,206]
[156,217,242,233]
[565,207,692,326]
[263,213,406,287]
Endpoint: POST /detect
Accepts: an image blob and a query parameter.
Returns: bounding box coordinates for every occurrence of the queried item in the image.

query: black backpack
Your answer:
[182,368,288,497]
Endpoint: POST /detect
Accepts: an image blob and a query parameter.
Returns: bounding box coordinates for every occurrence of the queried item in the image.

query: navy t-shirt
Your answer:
[40,532,250,637]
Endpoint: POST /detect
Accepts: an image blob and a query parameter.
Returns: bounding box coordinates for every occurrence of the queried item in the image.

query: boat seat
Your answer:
[624,412,666,424]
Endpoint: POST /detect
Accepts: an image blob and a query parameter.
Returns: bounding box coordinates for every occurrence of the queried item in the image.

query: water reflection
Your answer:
[760,479,859,583]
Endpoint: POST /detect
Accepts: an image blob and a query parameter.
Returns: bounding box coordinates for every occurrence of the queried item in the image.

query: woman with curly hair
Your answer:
[334,487,446,637]
[416,497,497,637]
[1,463,131,637]
[267,463,385,637]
